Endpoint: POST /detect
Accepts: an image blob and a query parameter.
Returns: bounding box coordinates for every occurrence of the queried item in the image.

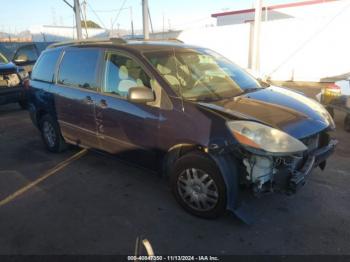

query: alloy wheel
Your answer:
[177,168,219,212]
[43,121,57,148]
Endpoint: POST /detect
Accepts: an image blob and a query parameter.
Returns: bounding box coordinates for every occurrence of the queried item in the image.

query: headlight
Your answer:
[227,121,307,155]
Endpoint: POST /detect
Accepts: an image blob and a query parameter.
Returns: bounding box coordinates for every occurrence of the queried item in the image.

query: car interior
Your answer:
[104,54,151,97]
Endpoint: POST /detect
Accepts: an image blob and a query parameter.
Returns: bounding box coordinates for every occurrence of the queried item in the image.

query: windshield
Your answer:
[0,52,8,64]
[144,48,262,101]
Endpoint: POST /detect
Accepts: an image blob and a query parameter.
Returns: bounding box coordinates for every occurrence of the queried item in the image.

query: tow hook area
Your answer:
[288,156,315,194]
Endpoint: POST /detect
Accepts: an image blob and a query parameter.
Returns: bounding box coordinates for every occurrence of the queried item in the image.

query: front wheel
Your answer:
[170,152,227,219]
[40,114,67,153]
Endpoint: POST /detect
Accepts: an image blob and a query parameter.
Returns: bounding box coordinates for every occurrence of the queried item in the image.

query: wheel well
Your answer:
[162,144,207,177]
[36,109,48,125]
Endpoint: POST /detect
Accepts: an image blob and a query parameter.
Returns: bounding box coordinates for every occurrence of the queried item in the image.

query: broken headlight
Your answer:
[227,121,307,155]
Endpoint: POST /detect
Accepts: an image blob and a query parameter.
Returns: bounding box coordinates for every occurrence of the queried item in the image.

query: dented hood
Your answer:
[198,86,334,139]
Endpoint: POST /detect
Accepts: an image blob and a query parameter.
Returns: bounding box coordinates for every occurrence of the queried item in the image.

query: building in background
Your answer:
[211,0,340,26]
[178,0,350,82]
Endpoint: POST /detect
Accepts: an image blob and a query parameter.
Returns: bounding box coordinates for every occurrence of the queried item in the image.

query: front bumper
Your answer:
[282,139,338,193]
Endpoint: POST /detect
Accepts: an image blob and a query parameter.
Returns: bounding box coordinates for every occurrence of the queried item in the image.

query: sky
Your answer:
[0,0,302,34]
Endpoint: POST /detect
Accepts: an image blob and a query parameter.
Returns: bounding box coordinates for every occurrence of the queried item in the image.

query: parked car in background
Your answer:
[0,51,29,108]
[317,78,350,131]
[11,43,41,75]
[0,43,48,108]
[28,39,337,219]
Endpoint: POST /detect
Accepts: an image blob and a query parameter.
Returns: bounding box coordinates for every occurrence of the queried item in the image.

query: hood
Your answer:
[198,86,334,139]
[0,62,17,75]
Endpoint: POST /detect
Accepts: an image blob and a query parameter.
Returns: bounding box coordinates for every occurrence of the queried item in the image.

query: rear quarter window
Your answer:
[31,49,61,83]
[57,48,100,90]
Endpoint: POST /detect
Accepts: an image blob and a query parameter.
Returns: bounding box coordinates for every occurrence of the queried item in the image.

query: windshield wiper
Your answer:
[241,87,265,94]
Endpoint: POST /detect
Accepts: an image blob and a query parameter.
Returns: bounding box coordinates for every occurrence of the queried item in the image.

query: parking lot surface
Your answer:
[0,103,349,255]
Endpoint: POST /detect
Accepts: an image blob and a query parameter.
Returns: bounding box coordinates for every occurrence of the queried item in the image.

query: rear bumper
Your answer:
[287,139,337,193]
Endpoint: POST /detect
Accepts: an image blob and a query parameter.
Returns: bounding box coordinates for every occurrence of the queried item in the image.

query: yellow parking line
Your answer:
[0,149,88,208]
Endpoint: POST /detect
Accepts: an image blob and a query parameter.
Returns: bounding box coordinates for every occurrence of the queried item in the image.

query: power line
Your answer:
[268,1,350,76]
[62,0,74,9]
[111,0,128,30]
[86,1,107,29]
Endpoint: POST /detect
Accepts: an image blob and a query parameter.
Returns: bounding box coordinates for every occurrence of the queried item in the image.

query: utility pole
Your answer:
[74,0,83,40]
[252,0,262,73]
[130,7,135,38]
[142,0,150,39]
[148,6,154,34]
[81,0,89,38]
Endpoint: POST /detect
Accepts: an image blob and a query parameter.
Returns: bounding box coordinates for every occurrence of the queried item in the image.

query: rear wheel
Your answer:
[170,151,227,219]
[39,114,67,153]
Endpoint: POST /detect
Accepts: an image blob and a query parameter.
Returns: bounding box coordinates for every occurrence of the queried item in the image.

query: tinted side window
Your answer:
[104,53,151,98]
[31,50,61,83]
[58,49,100,90]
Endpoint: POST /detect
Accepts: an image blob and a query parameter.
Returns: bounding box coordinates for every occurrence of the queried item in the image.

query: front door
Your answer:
[94,51,160,166]
[52,47,102,148]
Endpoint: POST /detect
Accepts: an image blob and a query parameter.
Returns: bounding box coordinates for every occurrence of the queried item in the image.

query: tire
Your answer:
[345,114,350,132]
[39,114,67,153]
[170,151,227,219]
[18,100,28,110]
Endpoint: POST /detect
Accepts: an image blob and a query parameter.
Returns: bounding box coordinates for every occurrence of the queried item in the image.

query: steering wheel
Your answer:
[193,75,211,89]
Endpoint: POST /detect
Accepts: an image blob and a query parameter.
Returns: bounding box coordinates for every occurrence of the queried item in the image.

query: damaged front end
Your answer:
[223,120,337,196]
[240,132,337,195]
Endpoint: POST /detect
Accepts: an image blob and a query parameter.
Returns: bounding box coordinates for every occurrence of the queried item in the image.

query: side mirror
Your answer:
[127,86,155,103]
[13,54,29,65]
[257,78,270,87]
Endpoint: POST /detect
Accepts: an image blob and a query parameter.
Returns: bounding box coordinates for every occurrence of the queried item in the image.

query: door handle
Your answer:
[99,99,108,108]
[84,95,93,104]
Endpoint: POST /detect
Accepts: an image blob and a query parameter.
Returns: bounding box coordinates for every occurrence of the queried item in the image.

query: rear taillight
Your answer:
[324,83,341,96]
[327,83,341,92]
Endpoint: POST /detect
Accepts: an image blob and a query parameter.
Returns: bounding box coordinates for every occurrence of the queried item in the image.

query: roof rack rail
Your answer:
[109,37,128,44]
[167,38,184,43]
[128,38,184,43]
[47,37,127,49]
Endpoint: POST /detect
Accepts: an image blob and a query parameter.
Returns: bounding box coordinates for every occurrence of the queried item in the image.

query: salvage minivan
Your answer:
[27,39,337,219]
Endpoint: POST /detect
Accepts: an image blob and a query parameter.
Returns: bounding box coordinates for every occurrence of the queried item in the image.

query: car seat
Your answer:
[118,65,138,95]
[156,64,181,87]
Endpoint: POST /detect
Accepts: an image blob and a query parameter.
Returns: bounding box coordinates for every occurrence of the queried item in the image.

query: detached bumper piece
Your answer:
[288,139,338,193]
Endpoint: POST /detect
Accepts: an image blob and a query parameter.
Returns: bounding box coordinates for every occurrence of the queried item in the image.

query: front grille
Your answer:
[301,134,320,153]
[301,132,331,152]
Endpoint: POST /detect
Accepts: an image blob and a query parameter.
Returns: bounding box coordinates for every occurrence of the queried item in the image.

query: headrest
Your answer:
[126,59,139,68]
[119,65,128,80]
[157,64,171,75]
